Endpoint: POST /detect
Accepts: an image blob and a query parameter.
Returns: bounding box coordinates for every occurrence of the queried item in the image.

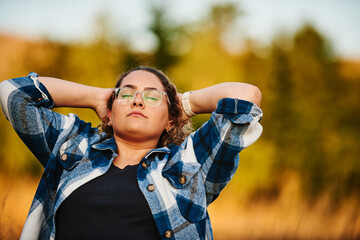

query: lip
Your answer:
[127,111,147,118]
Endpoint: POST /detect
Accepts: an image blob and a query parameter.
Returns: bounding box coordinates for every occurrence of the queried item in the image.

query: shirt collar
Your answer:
[144,146,170,159]
[91,137,118,153]
[91,137,171,158]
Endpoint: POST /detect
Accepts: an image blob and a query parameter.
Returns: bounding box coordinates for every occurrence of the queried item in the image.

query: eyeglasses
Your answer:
[114,87,170,107]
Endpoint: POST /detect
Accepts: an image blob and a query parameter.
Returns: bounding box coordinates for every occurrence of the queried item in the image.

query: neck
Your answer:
[113,136,157,169]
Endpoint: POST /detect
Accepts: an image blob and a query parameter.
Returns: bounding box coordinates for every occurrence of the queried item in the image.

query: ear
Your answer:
[107,109,112,126]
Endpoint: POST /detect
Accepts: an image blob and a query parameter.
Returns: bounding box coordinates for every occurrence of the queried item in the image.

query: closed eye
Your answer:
[145,97,158,101]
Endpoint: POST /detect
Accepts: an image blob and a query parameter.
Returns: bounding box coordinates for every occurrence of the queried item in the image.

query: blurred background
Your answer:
[0,0,359,239]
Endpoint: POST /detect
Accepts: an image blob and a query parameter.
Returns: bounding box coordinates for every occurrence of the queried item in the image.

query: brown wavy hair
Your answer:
[100,66,193,147]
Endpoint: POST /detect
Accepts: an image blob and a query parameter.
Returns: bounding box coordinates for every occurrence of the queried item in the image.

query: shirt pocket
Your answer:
[57,136,88,171]
[162,161,207,223]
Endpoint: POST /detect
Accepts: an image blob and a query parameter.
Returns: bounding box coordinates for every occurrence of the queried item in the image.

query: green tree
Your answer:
[262,24,360,202]
[149,6,183,70]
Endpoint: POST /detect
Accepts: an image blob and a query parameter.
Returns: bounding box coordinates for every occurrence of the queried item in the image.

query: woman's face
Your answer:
[109,70,170,143]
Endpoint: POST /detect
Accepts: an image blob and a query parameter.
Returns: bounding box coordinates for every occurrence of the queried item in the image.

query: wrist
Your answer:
[88,87,104,109]
[181,91,196,117]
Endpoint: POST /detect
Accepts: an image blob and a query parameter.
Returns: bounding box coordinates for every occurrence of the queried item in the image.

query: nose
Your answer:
[131,92,144,108]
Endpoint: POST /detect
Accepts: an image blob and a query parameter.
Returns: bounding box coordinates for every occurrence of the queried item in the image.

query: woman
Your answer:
[0,66,263,240]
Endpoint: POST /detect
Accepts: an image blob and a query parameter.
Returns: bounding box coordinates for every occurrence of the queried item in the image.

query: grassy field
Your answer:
[0,173,39,239]
[1,171,359,240]
[210,173,360,239]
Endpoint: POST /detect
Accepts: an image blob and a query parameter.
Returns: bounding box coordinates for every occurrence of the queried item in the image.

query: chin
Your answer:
[117,126,156,138]
[114,122,165,140]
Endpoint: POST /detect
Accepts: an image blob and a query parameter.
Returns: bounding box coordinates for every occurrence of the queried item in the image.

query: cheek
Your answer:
[110,104,126,122]
[152,107,170,128]
[160,106,170,121]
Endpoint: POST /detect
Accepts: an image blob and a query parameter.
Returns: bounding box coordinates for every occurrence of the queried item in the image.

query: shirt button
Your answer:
[141,161,148,169]
[165,230,172,238]
[179,175,186,184]
[60,153,68,161]
[147,184,155,192]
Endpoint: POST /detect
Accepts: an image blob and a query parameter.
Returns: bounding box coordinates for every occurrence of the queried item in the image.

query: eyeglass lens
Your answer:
[117,87,163,106]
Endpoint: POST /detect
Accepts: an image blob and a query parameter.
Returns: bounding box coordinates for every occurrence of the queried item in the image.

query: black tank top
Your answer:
[55,163,161,240]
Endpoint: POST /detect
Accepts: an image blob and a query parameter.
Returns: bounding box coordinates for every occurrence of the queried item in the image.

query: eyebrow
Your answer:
[122,84,160,91]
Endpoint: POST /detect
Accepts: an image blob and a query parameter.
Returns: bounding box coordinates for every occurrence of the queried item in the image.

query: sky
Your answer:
[0,0,359,59]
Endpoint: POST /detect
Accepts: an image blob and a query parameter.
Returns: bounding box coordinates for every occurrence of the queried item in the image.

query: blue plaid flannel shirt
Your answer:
[0,73,263,240]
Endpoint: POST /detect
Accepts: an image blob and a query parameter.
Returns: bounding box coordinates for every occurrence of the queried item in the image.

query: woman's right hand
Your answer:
[93,88,114,124]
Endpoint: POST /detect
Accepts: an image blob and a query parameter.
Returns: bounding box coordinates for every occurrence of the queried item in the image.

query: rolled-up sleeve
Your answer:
[191,98,263,205]
[0,73,80,167]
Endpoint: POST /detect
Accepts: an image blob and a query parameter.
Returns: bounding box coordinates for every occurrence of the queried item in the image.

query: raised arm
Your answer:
[175,82,263,205]
[0,73,113,167]
[187,82,261,115]
[38,76,113,122]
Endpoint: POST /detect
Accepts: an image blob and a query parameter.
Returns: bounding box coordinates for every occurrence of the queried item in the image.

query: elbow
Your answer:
[250,86,262,107]
[227,83,262,107]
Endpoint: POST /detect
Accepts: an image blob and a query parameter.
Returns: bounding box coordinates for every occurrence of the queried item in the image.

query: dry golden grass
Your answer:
[0,172,40,239]
[209,173,360,239]
[0,171,359,239]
